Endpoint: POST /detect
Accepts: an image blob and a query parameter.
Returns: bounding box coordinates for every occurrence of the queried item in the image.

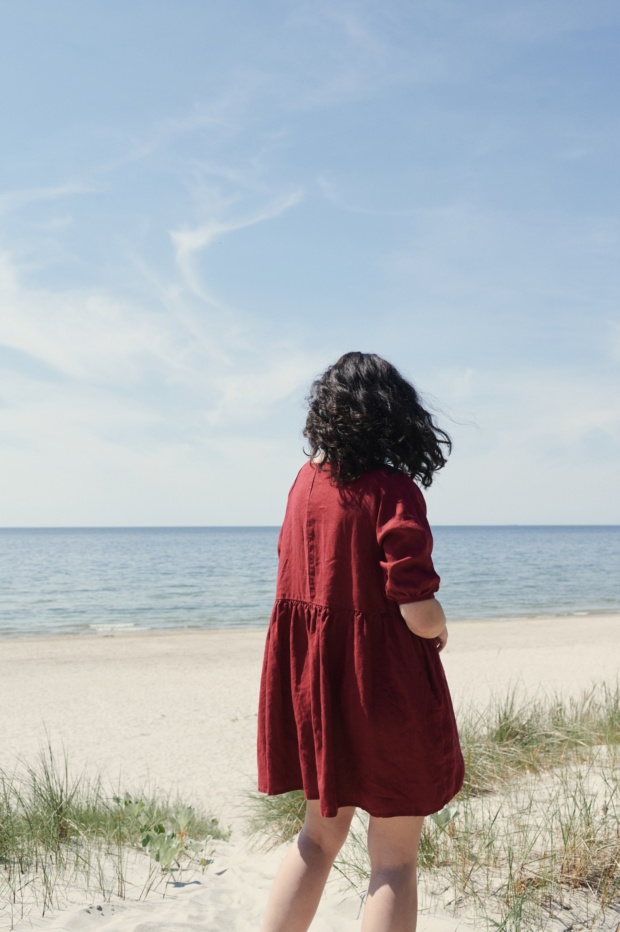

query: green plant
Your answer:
[0,744,228,926]
[113,794,218,873]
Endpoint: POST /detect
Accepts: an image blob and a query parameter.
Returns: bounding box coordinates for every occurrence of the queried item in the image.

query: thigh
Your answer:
[303,799,356,850]
[367,815,425,869]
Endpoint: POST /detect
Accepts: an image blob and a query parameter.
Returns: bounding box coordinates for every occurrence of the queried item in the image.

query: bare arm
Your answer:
[399,597,448,650]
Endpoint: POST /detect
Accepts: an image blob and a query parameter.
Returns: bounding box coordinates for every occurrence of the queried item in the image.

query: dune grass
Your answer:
[0,744,228,928]
[246,786,307,851]
[459,682,620,797]
[247,682,620,931]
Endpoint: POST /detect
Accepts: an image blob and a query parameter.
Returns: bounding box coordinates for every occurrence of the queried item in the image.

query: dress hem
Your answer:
[256,782,460,819]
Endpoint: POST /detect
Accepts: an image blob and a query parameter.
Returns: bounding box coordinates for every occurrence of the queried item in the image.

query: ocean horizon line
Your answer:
[1,523,619,531]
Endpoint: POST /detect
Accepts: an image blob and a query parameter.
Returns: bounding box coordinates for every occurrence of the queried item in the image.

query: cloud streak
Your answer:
[0,182,96,218]
[170,190,303,301]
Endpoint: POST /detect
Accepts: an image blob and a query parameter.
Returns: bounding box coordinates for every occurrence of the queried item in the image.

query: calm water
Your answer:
[0,526,619,638]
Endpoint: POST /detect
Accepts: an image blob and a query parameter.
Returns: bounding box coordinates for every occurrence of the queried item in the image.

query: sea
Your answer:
[0,526,619,638]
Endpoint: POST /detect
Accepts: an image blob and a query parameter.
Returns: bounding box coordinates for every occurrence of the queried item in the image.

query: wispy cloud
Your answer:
[202,348,324,429]
[0,250,176,383]
[426,362,620,523]
[0,181,96,218]
[0,239,322,436]
[326,6,388,59]
[83,73,277,182]
[170,190,303,301]
[316,173,415,217]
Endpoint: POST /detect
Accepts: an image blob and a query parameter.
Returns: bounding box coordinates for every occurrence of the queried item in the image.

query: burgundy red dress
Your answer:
[257,461,464,818]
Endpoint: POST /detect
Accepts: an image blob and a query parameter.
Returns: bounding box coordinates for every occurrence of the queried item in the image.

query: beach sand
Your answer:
[1,614,618,931]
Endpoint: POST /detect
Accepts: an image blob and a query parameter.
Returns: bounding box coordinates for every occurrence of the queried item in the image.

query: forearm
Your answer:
[399,597,446,639]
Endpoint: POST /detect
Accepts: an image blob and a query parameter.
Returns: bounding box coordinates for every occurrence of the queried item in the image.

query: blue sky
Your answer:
[1,0,619,526]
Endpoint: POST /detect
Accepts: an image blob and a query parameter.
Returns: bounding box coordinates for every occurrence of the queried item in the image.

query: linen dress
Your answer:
[257,460,464,818]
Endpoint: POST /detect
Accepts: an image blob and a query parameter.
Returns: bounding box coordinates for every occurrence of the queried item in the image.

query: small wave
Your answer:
[88,622,146,633]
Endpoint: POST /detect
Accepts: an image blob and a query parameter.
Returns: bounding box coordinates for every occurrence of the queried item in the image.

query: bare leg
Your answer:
[361,814,424,932]
[260,800,356,932]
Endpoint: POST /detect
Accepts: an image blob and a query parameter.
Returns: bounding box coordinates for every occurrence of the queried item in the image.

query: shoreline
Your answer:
[1,606,619,642]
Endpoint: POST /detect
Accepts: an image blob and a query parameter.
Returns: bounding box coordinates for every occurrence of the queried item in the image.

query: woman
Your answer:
[257,352,464,932]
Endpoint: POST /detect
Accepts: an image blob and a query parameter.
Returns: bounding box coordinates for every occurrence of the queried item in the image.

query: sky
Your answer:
[1,0,619,527]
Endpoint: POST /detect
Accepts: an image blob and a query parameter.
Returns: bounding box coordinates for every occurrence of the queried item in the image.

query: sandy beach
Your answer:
[1,614,619,931]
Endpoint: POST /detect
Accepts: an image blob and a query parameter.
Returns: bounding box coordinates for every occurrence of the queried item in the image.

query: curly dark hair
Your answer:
[303,351,451,486]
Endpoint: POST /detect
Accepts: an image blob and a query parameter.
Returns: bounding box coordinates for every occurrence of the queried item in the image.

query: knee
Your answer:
[299,821,350,861]
[368,860,417,893]
[366,813,423,882]
[298,803,354,861]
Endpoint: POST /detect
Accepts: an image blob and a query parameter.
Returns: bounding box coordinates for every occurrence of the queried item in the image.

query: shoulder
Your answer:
[361,467,428,517]
[283,462,311,501]
[363,465,423,495]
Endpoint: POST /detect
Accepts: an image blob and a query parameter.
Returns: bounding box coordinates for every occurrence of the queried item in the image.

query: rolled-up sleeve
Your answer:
[376,473,440,605]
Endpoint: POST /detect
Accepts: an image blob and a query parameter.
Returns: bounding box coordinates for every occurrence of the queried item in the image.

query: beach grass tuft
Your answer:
[459,681,620,797]
[245,789,307,850]
[0,743,229,927]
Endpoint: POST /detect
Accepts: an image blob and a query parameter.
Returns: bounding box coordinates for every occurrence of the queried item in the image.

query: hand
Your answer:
[400,597,446,640]
[435,626,448,653]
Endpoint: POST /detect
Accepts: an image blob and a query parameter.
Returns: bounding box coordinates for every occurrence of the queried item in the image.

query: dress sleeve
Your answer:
[375,472,440,605]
